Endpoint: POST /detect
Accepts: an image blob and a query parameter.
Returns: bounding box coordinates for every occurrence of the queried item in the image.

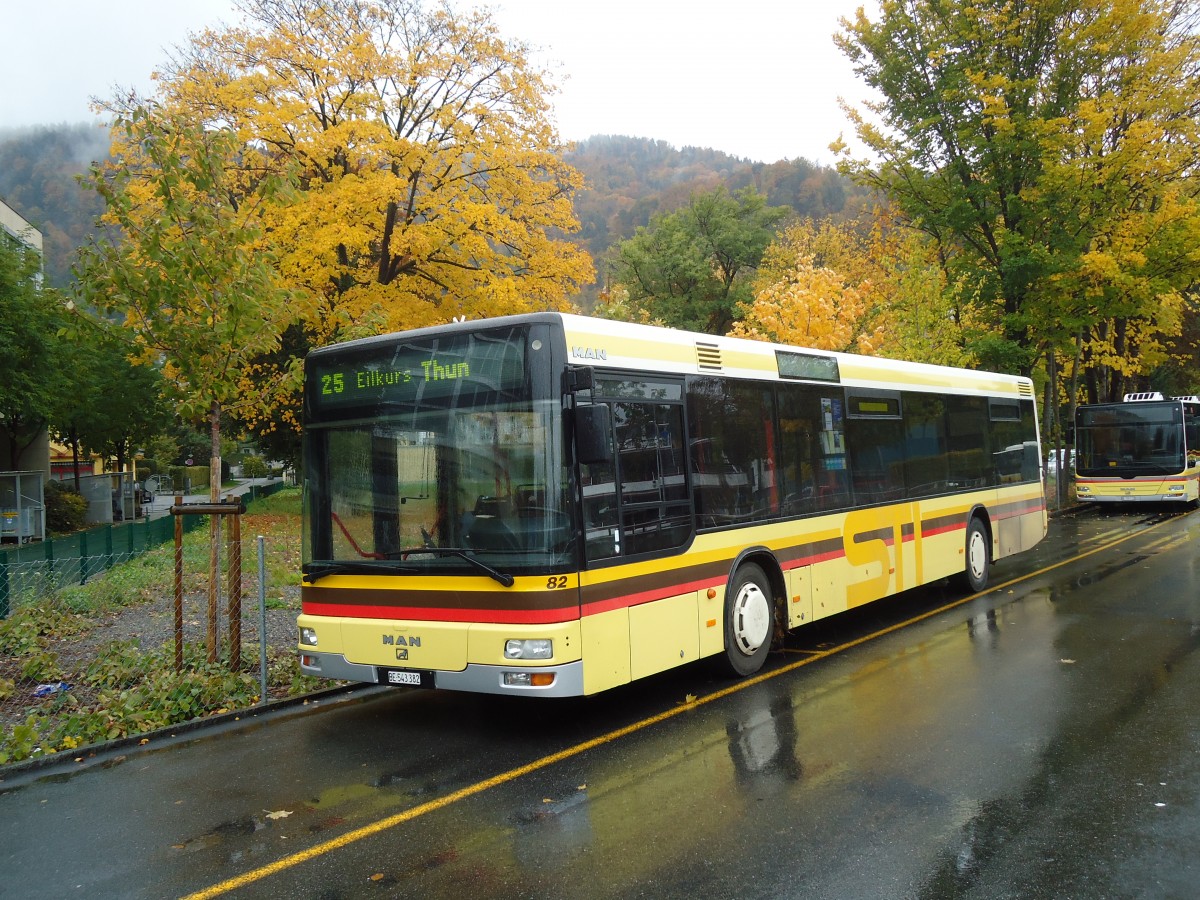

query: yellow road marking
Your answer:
[184,512,1183,899]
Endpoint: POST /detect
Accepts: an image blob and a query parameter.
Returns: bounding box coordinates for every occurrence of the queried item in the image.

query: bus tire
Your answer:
[722,563,774,677]
[962,517,990,593]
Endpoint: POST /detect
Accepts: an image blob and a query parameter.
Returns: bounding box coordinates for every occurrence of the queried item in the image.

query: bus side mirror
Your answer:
[576,404,613,465]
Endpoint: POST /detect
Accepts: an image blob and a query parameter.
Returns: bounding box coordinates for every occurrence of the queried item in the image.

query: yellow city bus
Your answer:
[297,313,1047,696]
[1074,393,1200,505]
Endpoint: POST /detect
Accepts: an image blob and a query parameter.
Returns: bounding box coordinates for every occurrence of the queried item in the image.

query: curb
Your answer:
[0,683,388,791]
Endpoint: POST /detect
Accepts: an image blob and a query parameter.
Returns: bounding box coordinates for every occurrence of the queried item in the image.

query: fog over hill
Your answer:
[0,124,110,289]
[0,126,868,298]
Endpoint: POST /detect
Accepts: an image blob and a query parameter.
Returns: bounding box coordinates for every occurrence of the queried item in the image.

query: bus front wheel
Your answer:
[722,563,774,677]
[962,517,990,593]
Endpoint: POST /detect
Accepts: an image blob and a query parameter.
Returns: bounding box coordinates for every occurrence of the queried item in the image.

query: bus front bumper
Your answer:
[299,651,586,697]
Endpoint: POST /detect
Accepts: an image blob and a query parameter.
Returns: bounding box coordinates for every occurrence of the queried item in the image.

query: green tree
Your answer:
[52,321,172,486]
[77,108,302,661]
[835,0,1200,390]
[79,109,302,491]
[230,323,314,474]
[50,326,108,491]
[605,186,788,333]
[0,236,69,468]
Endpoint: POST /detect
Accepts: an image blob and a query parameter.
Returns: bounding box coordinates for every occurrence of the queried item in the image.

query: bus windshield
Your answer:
[302,325,571,577]
[1076,402,1186,476]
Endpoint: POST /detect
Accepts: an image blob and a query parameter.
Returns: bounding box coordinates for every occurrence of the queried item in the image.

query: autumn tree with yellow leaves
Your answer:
[732,219,878,352]
[734,215,972,367]
[93,0,594,462]
[147,0,593,332]
[837,0,1200,405]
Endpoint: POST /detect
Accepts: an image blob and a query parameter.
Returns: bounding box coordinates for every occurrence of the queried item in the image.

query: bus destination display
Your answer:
[310,334,527,410]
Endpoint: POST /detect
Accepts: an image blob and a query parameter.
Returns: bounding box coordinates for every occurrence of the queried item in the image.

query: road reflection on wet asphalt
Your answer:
[3,506,1198,899]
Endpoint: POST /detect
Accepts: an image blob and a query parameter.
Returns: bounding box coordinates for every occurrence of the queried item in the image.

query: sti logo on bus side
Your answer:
[571,346,607,360]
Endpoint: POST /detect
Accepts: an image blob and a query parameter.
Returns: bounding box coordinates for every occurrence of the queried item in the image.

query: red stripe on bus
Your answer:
[788,547,847,566]
[580,574,715,616]
[300,602,578,625]
[1076,476,1193,483]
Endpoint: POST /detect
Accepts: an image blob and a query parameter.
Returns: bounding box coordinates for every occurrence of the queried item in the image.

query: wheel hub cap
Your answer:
[733,583,771,655]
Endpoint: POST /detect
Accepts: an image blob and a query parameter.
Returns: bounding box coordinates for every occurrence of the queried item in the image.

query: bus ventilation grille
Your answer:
[696,342,723,371]
[1019,383,1034,398]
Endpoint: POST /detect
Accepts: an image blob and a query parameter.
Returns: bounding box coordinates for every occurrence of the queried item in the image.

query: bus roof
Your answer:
[1078,394,1200,411]
[556,313,1032,397]
[310,312,1036,399]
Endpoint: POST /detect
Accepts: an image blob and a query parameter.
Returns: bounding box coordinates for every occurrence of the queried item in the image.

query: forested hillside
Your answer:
[566,135,870,303]
[0,124,109,289]
[0,126,864,296]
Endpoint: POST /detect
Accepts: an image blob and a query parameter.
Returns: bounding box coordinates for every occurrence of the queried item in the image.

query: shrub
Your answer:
[241,455,269,478]
[44,480,88,534]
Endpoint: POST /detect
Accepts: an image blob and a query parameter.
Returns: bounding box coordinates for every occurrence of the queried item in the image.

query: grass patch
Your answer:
[0,487,322,765]
[1,641,318,764]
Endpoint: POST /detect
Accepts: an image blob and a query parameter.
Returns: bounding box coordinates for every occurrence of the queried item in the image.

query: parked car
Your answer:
[1046,448,1075,474]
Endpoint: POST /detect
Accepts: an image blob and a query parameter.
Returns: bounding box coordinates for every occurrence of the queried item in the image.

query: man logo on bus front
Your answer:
[382,634,422,647]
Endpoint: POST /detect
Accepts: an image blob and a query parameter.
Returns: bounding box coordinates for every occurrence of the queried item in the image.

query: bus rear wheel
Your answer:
[722,563,774,677]
[962,517,990,593]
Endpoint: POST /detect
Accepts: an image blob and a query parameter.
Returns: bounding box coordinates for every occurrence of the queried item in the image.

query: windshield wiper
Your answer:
[394,546,515,587]
[303,561,419,583]
[1143,463,1180,475]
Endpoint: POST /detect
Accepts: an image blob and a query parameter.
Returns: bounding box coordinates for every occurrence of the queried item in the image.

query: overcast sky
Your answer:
[2,0,872,164]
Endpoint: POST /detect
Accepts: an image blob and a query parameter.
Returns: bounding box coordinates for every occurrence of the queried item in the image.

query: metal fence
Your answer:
[0,481,288,618]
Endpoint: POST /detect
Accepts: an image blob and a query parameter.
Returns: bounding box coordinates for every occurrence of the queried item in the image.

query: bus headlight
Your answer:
[504,638,553,660]
[504,671,557,687]
[300,627,319,646]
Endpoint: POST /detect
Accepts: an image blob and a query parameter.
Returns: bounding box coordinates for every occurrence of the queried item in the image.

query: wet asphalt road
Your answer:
[2,505,1199,899]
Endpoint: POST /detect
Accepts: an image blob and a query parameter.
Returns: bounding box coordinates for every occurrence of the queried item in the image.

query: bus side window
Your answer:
[778,386,852,514]
[687,377,769,526]
[903,394,948,498]
[947,396,990,487]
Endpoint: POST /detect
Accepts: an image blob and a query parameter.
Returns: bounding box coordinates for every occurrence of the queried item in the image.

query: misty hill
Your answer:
[0,124,110,289]
[0,126,867,296]
[566,134,870,304]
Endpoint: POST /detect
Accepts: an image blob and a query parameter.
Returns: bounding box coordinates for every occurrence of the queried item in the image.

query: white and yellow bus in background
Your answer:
[297,314,1047,696]
[1074,393,1200,505]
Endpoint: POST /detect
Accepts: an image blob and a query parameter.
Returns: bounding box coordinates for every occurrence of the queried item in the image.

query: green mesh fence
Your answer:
[0,481,288,617]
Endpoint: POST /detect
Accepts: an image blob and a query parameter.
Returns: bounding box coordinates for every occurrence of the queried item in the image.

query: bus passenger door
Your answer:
[574,400,629,693]
[573,381,696,692]
[576,387,693,563]
[575,403,621,561]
